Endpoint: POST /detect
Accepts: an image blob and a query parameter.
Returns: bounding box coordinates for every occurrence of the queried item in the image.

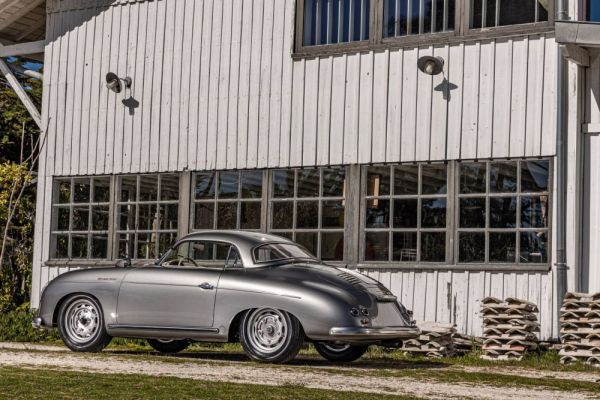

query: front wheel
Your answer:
[147,339,190,353]
[314,342,369,362]
[239,308,304,363]
[57,294,112,352]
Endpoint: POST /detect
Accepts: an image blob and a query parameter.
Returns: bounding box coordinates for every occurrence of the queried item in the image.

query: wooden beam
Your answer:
[560,44,590,67]
[15,17,46,42]
[0,56,42,129]
[0,0,45,31]
[0,40,45,57]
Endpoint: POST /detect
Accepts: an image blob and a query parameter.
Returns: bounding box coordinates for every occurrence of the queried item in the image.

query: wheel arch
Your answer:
[52,292,104,327]
[227,307,307,342]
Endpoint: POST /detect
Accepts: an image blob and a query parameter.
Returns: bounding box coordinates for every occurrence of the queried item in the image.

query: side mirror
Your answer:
[116,257,132,268]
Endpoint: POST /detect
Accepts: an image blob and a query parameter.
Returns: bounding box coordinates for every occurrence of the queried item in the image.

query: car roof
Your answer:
[179,230,294,249]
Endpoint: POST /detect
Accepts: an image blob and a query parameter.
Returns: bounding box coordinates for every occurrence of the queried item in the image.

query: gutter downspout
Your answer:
[555,0,569,334]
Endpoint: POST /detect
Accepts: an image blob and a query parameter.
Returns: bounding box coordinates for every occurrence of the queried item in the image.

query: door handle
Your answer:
[199,282,214,290]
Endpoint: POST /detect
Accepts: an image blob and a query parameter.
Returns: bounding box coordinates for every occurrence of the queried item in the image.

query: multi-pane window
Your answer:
[192,171,264,231]
[362,164,448,263]
[117,174,179,260]
[383,0,455,37]
[269,167,346,261]
[471,0,549,29]
[303,0,371,46]
[51,177,111,259]
[589,0,600,22]
[457,160,550,264]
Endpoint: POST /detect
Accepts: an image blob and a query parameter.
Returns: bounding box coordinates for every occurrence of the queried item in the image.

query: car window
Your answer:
[253,243,316,263]
[161,240,235,268]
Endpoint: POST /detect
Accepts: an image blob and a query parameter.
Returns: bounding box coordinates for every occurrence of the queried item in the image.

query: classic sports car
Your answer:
[33,231,419,363]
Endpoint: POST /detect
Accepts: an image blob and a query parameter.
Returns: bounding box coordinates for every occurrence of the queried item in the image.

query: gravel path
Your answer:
[0,343,596,400]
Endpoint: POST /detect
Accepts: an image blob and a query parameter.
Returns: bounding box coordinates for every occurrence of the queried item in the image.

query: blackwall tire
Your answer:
[57,294,112,352]
[239,308,304,364]
[147,339,190,353]
[314,342,368,362]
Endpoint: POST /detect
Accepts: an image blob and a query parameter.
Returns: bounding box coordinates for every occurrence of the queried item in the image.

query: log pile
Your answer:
[401,321,457,358]
[480,297,540,361]
[559,292,600,366]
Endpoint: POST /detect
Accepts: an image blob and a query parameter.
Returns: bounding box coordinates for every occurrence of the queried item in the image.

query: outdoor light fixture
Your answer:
[417,56,444,76]
[106,72,132,94]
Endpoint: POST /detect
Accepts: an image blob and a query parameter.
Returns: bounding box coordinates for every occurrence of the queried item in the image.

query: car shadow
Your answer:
[107,350,450,370]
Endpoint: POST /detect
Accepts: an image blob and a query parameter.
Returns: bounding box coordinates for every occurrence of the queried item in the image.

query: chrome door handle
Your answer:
[199,282,214,290]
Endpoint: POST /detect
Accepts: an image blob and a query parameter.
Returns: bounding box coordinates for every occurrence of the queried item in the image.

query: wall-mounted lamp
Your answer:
[417,56,445,76]
[106,72,132,94]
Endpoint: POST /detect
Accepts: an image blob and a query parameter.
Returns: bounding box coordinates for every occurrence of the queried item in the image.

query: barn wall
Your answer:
[40,0,557,177]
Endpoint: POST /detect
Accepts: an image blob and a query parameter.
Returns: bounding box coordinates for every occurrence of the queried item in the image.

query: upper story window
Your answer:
[471,0,548,29]
[296,0,552,54]
[303,0,371,46]
[588,0,600,21]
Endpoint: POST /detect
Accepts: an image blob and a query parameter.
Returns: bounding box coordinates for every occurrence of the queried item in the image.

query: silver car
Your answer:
[34,231,419,363]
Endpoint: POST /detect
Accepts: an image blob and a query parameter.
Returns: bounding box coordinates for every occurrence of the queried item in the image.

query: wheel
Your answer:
[239,308,304,364]
[57,294,112,352]
[147,339,190,353]
[314,342,369,362]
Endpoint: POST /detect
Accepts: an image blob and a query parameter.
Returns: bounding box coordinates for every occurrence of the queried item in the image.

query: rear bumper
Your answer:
[329,326,420,340]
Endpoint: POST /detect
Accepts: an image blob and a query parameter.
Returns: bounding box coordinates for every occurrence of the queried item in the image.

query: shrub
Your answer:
[0,307,59,343]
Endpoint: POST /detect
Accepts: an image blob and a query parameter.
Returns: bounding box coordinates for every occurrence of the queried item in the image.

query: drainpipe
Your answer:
[554,0,569,333]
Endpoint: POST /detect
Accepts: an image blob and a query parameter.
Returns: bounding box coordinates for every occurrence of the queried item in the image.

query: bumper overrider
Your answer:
[31,317,43,329]
[329,326,420,340]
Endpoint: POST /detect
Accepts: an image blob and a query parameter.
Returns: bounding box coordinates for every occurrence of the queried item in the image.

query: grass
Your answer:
[0,366,417,400]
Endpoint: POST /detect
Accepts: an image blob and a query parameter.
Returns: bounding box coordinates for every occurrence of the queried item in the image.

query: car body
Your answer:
[34,231,419,362]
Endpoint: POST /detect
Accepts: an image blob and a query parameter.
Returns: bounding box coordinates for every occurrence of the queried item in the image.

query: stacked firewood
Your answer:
[401,321,457,358]
[559,292,600,366]
[480,297,540,361]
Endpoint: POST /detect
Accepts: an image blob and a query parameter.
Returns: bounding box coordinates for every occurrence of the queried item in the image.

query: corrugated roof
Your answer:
[0,0,46,44]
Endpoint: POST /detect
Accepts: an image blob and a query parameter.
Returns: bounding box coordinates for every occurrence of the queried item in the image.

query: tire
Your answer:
[239,308,304,364]
[147,339,190,353]
[314,342,368,362]
[57,294,112,352]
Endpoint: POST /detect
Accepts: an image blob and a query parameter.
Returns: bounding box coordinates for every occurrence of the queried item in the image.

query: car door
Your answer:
[116,240,230,328]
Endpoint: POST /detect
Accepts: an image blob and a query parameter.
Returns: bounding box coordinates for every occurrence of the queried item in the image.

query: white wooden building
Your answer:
[1,0,600,340]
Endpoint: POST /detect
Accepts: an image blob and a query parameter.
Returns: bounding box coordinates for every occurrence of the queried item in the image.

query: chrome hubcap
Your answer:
[247,309,287,354]
[65,299,99,344]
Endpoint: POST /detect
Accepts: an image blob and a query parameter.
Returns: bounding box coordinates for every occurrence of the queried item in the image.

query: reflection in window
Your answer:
[457,160,550,264]
[303,0,370,46]
[269,167,346,261]
[51,177,110,259]
[471,0,548,29]
[383,0,455,38]
[363,163,448,263]
[192,171,264,231]
[161,240,235,266]
[117,174,179,260]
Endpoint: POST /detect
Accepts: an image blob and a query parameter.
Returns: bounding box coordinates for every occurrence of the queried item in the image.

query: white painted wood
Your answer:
[430,45,449,161]
[477,40,495,159]
[415,46,433,161]
[525,35,545,156]
[509,37,528,158]
[357,51,374,164]
[257,0,274,169]
[459,42,478,160]
[385,49,403,163]
[330,54,347,166]
[158,0,176,172]
[371,50,389,164]
[302,58,319,166]
[186,0,205,172]
[492,38,512,158]
[246,0,264,169]
[316,56,333,166]
[400,47,418,162]
[342,53,360,164]
[541,38,558,157]
[267,0,285,168]
[216,0,234,170]
[0,40,45,57]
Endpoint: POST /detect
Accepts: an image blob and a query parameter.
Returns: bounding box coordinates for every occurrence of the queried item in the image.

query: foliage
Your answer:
[0,58,42,312]
[0,308,58,343]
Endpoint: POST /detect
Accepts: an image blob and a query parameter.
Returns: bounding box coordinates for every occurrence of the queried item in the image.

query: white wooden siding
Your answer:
[41,0,557,177]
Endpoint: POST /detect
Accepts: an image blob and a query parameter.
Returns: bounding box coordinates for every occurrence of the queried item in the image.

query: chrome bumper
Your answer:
[329,326,420,340]
[31,317,43,329]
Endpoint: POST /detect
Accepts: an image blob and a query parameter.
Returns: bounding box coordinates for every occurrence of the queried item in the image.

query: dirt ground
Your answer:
[0,343,597,400]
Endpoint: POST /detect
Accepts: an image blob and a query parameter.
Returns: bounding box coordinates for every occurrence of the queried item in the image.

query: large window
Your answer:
[117,174,179,260]
[51,177,111,259]
[192,171,264,231]
[269,167,346,261]
[362,164,448,263]
[471,0,548,29]
[457,160,550,264]
[296,0,551,54]
[588,0,600,22]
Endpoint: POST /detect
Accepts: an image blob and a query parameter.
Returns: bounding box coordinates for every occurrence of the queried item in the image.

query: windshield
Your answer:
[253,243,316,264]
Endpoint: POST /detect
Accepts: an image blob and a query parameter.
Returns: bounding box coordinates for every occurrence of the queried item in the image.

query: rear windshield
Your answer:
[253,243,316,263]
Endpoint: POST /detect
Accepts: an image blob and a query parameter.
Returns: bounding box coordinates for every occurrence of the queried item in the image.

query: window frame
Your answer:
[294,0,554,57]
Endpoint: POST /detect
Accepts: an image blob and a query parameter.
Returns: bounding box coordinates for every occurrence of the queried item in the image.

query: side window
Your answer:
[162,240,237,268]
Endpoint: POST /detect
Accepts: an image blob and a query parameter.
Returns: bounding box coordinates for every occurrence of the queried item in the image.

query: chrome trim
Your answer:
[31,317,43,329]
[329,326,420,340]
[107,324,219,333]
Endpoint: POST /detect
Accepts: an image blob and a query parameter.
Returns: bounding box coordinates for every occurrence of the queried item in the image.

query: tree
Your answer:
[0,58,42,311]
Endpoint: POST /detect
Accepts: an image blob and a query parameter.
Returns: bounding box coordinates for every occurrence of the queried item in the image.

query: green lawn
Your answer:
[0,366,415,400]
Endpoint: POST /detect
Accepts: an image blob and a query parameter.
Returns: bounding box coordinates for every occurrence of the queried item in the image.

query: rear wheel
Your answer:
[57,294,112,352]
[239,308,304,364]
[314,342,368,362]
[147,339,190,353]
